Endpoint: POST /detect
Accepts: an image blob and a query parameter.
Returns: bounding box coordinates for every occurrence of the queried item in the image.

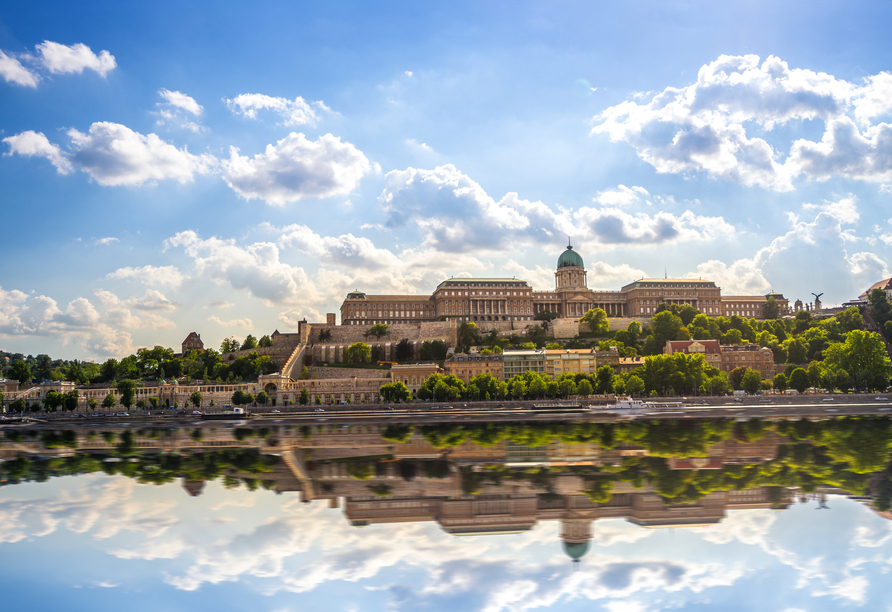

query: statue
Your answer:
[811,292,823,311]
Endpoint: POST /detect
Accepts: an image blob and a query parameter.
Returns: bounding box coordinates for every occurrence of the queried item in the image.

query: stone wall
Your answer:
[221,332,303,368]
[308,366,390,380]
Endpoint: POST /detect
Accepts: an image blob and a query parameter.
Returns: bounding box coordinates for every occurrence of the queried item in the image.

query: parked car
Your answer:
[822,397,835,402]
[191,410,202,415]
[115,411,129,417]
[314,408,325,412]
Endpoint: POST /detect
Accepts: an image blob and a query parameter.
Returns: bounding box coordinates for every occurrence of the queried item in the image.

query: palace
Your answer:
[340,242,790,324]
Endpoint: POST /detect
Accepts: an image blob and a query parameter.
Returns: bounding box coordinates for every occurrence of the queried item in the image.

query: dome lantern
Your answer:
[557,240,584,269]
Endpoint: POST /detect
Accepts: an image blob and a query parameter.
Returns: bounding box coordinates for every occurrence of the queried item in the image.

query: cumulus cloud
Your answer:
[165,230,316,306]
[0,50,40,87]
[94,237,119,245]
[4,122,217,186]
[593,54,892,189]
[208,315,253,329]
[379,165,732,254]
[684,258,770,296]
[106,265,184,288]
[0,286,135,356]
[224,93,320,126]
[223,133,371,205]
[92,288,177,331]
[2,130,72,173]
[36,41,116,77]
[594,185,650,207]
[154,89,204,131]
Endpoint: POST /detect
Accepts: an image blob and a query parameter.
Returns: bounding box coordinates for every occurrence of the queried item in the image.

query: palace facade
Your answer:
[339,243,790,324]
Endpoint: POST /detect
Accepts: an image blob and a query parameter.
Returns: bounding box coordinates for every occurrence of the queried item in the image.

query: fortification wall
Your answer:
[308,366,389,380]
[221,332,303,367]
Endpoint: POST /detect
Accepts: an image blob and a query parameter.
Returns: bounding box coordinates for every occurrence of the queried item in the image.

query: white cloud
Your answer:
[801,194,859,224]
[224,93,319,126]
[3,130,72,173]
[36,41,116,77]
[594,185,650,207]
[5,122,217,186]
[275,223,403,270]
[91,288,177,331]
[593,54,892,189]
[406,138,435,153]
[94,237,119,245]
[685,258,770,296]
[223,133,371,205]
[165,230,316,306]
[0,50,39,87]
[575,206,734,246]
[405,70,413,77]
[106,265,184,288]
[380,165,732,254]
[208,315,253,330]
[158,89,202,116]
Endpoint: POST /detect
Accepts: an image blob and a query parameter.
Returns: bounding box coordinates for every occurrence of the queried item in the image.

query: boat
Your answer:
[200,406,255,420]
[593,397,685,416]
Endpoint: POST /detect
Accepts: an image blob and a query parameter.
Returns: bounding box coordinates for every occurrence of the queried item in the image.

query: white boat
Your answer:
[594,397,685,415]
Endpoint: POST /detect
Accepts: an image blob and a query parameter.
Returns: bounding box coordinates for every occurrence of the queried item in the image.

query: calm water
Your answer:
[2,418,891,611]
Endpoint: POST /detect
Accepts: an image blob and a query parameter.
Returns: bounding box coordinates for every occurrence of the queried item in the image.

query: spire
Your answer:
[567,237,572,249]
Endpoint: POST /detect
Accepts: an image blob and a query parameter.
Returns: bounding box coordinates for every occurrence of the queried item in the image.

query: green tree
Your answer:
[789,368,810,393]
[9,361,32,385]
[785,337,808,364]
[774,372,788,393]
[394,338,414,361]
[190,390,203,408]
[458,322,482,348]
[116,380,138,409]
[259,334,273,348]
[762,297,780,319]
[577,379,593,397]
[836,307,865,332]
[256,390,270,406]
[240,335,258,351]
[741,369,762,395]
[102,392,117,410]
[346,342,372,364]
[34,354,53,381]
[299,389,310,405]
[364,323,389,340]
[380,381,411,403]
[10,397,27,413]
[580,308,609,335]
[221,337,240,353]
[63,389,79,412]
[728,367,748,390]
[528,376,547,398]
[596,365,615,394]
[650,311,684,349]
[44,391,64,412]
[869,288,892,329]
[559,378,577,398]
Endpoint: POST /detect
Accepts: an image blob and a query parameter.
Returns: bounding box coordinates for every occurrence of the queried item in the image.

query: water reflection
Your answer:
[1,417,892,610]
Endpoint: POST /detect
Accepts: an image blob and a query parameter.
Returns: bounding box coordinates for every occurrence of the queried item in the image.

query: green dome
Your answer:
[562,541,590,560]
[557,244,584,269]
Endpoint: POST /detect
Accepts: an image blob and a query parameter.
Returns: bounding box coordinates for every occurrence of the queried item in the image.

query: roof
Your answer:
[666,340,720,353]
[343,294,433,302]
[563,541,590,560]
[182,332,201,343]
[436,278,530,289]
[557,244,584,269]
[859,278,892,300]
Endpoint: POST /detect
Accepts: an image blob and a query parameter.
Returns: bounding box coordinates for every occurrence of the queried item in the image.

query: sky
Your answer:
[1,473,891,612]
[3,0,892,360]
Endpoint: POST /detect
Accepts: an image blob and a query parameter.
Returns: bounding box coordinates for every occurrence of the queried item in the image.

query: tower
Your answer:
[555,241,587,291]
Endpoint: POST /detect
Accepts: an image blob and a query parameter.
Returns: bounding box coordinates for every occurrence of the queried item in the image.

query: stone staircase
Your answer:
[281,343,307,379]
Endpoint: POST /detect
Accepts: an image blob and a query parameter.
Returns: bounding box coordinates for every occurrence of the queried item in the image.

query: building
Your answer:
[720,344,775,379]
[340,241,790,325]
[502,349,546,380]
[860,278,892,300]
[664,340,722,369]
[444,353,504,383]
[0,378,19,395]
[391,363,443,397]
[182,332,204,354]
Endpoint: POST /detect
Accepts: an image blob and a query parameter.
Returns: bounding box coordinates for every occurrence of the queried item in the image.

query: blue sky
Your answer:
[3,1,892,359]
[1,474,891,612]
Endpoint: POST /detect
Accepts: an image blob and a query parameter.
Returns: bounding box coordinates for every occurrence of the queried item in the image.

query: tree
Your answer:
[836,307,865,332]
[63,389,79,412]
[318,329,332,342]
[346,342,372,364]
[580,308,609,335]
[534,310,560,325]
[789,368,810,393]
[774,372,788,393]
[785,338,808,364]
[650,311,684,349]
[741,369,762,395]
[220,337,240,353]
[10,397,26,413]
[577,379,593,397]
[458,322,482,348]
[395,338,414,361]
[559,379,577,398]
[259,334,273,348]
[596,365,615,394]
[762,297,780,319]
[102,392,117,410]
[419,340,448,361]
[869,288,892,329]
[625,375,645,396]
[256,390,270,406]
[240,335,258,351]
[44,391,64,412]
[380,381,411,403]
[34,354,53,381]
[116,380,138,409]
[190,390,203,409]
[9,361,32,385]
[528,376,547,398]
[299,389,310,405]
[364,323,389,340]
[824,330,892,391]
[728,367,748,390]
